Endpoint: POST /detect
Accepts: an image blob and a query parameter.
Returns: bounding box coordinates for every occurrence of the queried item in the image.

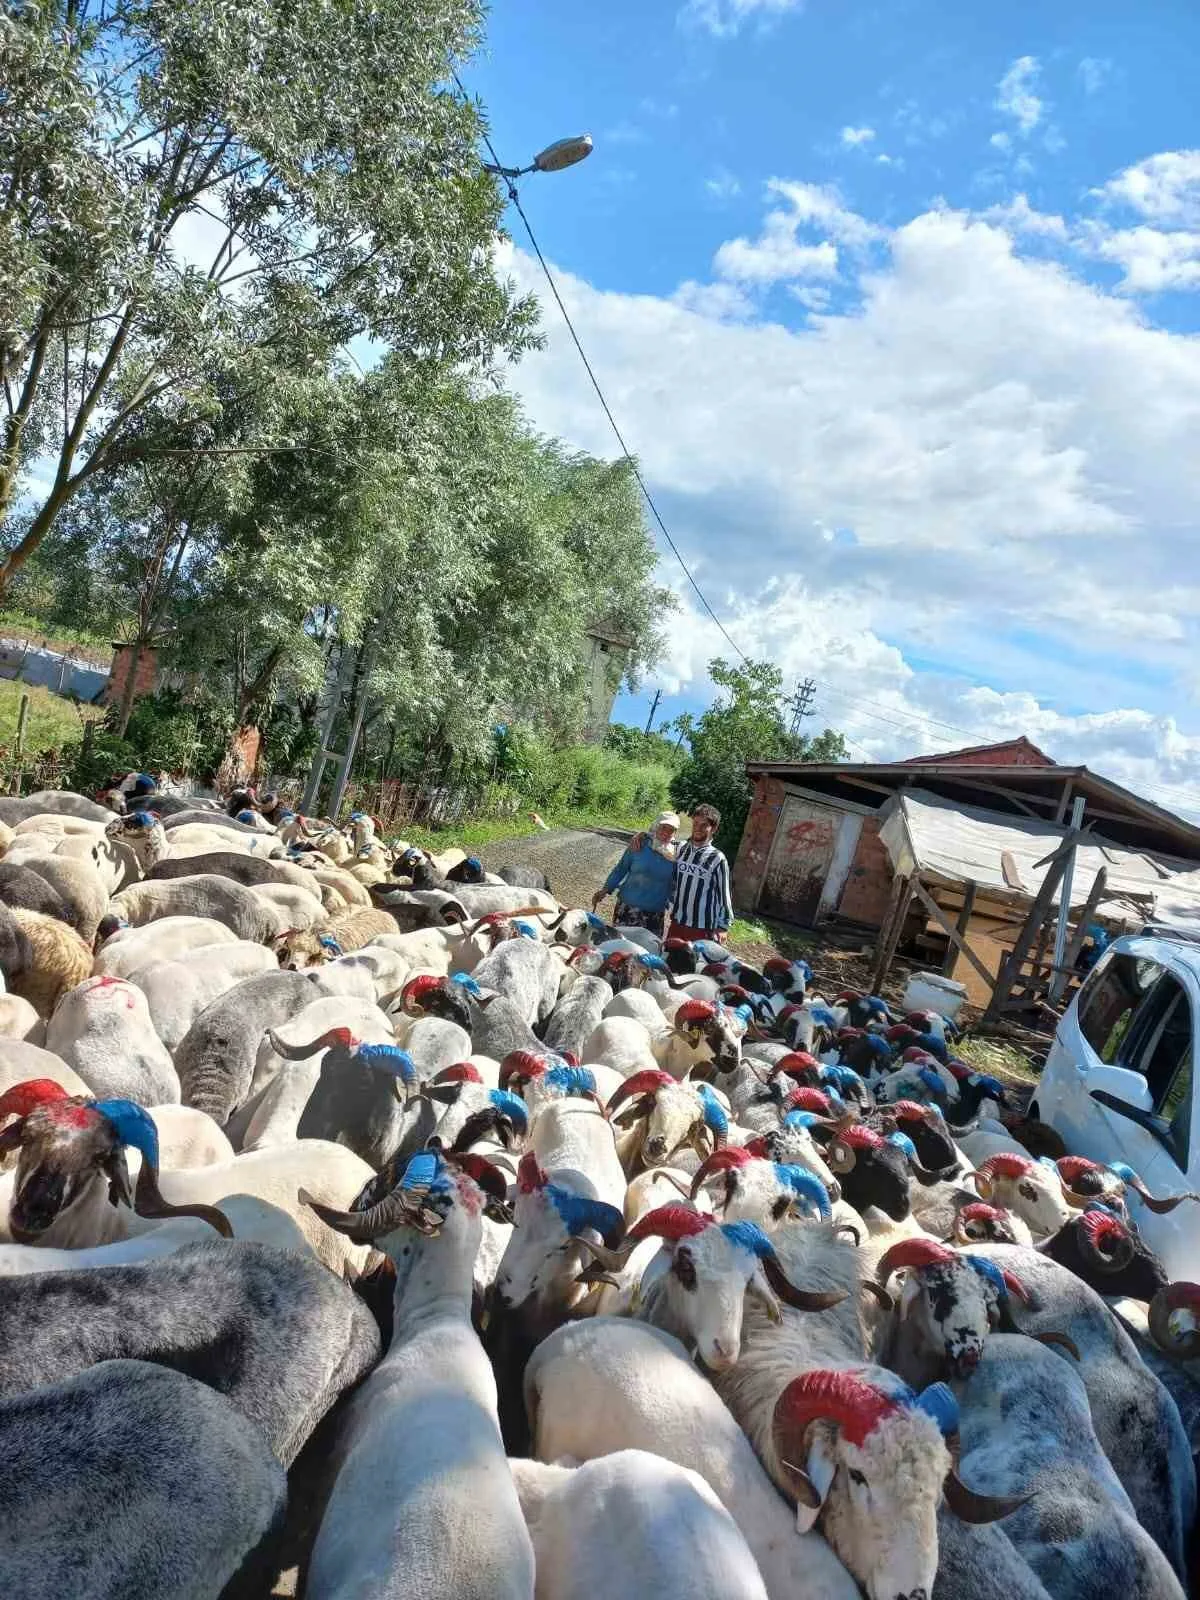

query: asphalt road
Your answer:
[478,826,631,912]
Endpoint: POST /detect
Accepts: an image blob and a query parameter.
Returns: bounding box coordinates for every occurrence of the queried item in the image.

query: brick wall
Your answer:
[834,815,895,927]
[102,643,158,710]
[732,774,787,910]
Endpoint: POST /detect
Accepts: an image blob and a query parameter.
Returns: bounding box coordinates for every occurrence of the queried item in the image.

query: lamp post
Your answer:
[297,130,594,823]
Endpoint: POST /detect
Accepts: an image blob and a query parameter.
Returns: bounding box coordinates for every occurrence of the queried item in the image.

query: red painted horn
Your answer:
[0,1079,72,1121]
[517,1152,549,1194]
[675,999,719,1029]
[689,1145,756,1197]
[773,1369,901,1449]
[435,1063,484,1085]
[626,1203,712,1244]
[877,1237,957,1284]
[605,1070,677,1115]
[500,1050,553,1088]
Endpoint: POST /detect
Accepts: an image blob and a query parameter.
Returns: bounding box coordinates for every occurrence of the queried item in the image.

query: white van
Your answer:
[1035,932,1198,1280]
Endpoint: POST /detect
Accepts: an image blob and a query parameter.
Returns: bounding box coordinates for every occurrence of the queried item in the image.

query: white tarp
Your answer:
[878,789,1200,931]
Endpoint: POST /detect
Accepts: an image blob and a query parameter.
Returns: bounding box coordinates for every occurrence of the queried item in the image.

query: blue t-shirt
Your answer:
[603,838,676,913]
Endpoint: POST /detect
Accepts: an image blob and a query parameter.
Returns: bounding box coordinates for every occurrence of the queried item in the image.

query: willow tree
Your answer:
[0,0,535,594]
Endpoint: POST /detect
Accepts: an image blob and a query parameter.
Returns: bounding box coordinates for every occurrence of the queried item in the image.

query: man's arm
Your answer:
[712,852,734,931]
[596,848,634,904]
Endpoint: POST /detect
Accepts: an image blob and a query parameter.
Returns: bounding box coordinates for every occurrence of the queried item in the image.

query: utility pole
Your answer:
[644,690,662,734]
[785,676,817,736]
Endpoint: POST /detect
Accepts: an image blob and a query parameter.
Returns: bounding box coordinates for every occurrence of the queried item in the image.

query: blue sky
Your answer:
[462,1,1200,815]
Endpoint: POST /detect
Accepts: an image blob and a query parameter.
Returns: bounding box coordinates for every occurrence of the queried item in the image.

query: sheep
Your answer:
[0,993,44,1044]
[471,934,564,1027]
[493,1098,627,1334]
[149,1103,235,1169]
[524,1318,860,1600]
[0,1082,377,1273]
[252,879,327,930]
[953,1334,1186,1600]
[709,1219,1023,1600]
[269,1024,416,1168]
[0,790,115,823]
[582,1014,661,1078]
[111,874,282,944]
[92,915,239,977]
[319,947,411,1007]
[0,1040,90,1098]
[276,907,401,969]
[965,1154,1072,1240]
[821,1123,948,1224]
[4,849,112,942]
[6,906,92,1015]
[0,1242,381,1467]
[0,899,32,989]
[128,941,280,1052]
[162,820,280,858]
[605,1069,730,1174]
[510,1451,770,1600]
[542,973,610,1060]
[970,1242,1196,1579]
[146,848,316,892]
[162,808,264,835]
[45,974,180,1105]
[302,1147,536,1600]
[0,1359,287,1600]
[0,1192,310,1275]
[172,970,323,1123]
[0,860,77,926]
[575,1202,848,1370]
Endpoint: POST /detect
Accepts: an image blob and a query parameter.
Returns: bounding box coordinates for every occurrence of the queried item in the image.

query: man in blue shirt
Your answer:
[593,811,679,936]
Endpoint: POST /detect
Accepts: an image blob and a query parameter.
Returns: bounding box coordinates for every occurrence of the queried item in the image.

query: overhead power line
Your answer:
[455,72,748,666]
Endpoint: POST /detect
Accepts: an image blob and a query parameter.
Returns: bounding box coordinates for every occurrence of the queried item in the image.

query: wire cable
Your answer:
[454,70,748,665]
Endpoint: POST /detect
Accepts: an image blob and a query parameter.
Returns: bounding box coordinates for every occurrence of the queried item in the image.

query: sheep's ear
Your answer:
[103,1148,134,1210]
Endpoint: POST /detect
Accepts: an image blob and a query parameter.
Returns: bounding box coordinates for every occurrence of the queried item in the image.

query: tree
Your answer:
[0,0,536,594]
[604,722,684,769]
[669,658,848,856]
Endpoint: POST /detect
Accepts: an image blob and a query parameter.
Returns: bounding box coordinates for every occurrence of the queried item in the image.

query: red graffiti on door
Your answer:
[785,818,834,854]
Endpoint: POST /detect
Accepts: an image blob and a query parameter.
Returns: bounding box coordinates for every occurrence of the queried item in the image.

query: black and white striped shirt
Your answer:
[669,840,733,932]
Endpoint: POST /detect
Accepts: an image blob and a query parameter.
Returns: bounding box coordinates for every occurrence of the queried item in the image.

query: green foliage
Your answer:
[603,721,685,768]
[670,658,849,856]
[0,679,98,757]
[60,688,232,791]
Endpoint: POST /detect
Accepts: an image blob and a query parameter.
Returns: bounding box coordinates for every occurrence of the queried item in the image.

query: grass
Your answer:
[728,914,819,960]
[953,1033,1042,1084]
[0,678,102,757]
[0,608,113,666]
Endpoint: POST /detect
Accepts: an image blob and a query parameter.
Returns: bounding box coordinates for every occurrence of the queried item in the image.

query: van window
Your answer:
[1133,976,1194,1171]
[1077,954,1163,1064]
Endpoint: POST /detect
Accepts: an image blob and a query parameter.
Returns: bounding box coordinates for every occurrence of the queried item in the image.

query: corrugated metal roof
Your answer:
[878,789,1200,931]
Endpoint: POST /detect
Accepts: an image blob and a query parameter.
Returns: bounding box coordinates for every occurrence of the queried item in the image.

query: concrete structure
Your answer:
[733,743,1200,1003]
[583,624,631,742]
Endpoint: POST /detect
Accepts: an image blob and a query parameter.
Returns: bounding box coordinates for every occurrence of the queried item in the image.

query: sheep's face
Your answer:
[4,1105,120,1240]
[758,1125,839,1197]
[815,1412,947,1600]
[642,1228,773,1370]
[275,931,326,971]
[986,1170,1071,1239]
[891,1261,996,1386]
[641,1083,706,1166]
[494,1188,582,1315]
[830,1143,912,1222]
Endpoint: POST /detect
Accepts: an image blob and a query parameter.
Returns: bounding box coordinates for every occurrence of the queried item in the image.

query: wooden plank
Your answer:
[870,873,914,993]
[1054,781,1073,824]
[1051,866,1108,1004]
[983,847,1071,1022]
[910,878,996,991]
[1000,852,1023,891]
[943,880,977,976]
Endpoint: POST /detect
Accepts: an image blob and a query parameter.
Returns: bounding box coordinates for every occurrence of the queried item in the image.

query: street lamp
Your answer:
[484,133,593,182]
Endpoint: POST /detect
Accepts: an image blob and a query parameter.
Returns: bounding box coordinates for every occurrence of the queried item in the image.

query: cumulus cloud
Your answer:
[840,126,875,148]
[679,0,803,38]
[995,55,1044,136]
[1098,150,1200,225]
[493,162,1200,812]
[1079,57,1111,95]
[1084,224,1200,293]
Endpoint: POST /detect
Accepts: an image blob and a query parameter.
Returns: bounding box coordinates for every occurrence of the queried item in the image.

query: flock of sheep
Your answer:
[0,784,1197,1600]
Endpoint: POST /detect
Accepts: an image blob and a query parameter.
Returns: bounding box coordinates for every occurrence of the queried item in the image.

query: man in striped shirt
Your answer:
[667,803,733,944]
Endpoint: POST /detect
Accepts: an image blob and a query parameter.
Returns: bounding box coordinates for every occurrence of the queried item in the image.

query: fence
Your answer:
[269,771,522,832]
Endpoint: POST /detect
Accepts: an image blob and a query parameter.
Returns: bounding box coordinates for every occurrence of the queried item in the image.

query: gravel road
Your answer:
[478,827,631,912]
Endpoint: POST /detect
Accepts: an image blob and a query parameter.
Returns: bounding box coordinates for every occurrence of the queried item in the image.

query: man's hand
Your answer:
[591,891,607,911]
[630,832,647,851]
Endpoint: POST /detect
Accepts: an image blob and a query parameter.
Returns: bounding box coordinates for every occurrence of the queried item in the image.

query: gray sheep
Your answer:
[174,971,321,1123]
[542,975,611,1061]
[0,1359,286,1600]
[112,875,281,944]
[0,1241,381,1466]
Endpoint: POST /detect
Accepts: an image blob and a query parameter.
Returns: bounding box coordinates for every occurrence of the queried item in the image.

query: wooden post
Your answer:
[943,880,977,976]
[14,692,29,758]
[910,878,996,992]
[871,873,914,994]
[984,844,1072,1021]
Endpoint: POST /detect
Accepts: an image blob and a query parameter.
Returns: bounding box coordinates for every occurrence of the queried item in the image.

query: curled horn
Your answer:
[689,1145,755,1199]
[133,1164,233,1239]
[499,1049,552,1090]
[0,1080,73,1153]
[266,1025,356,1060]
[876,1237,956,1287]
[1149,1283,1200,1359]
[758,1251,849,1313]
[673,999,718,1034]
[1123,1176,1200,1215]
[772,1369,901,1450]
[605,1070,676,1118]
[943,1435,1030,1525]
[1076,1208,1136,1273]
[575,1201,708,1277]
[466,905,550,938]
[301,1184,415,1243]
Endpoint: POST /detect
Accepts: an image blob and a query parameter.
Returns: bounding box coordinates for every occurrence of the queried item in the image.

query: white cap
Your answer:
[654,811,681,831]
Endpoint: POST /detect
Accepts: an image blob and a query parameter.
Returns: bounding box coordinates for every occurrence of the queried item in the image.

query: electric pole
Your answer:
[785,676,817,736]
[644,690,662,734]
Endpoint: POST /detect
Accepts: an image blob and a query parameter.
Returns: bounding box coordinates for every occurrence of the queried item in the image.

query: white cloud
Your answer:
[840,126,875,148]
[705,167,742,200]
[1079,57,1111,96]
[995,55,1044,135]
[605,120,646,147]
[1099,150,1200,225]
[710,180,879,288]
[990,132,1012,153]
[679,0,803,38]
[494,173,1200,806]
[1084,224,1200,293]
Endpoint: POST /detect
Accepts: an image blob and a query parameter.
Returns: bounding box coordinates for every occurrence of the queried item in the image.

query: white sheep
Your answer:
[93,916,239,978]
[0,995,44,1045]
[45,975,180,1105]
[128,942,279,1052]
[510,1452,770,1600]
[524,1318,859,1600]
